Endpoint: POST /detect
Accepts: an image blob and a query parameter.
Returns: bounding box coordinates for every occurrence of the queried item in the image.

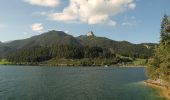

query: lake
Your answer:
[0,65,166,100]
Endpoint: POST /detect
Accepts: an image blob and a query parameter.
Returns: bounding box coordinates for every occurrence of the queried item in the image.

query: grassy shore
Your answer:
[143,80,170,99]
[0,59,10,65]
[0,58,147,67]
[132,58,147,66]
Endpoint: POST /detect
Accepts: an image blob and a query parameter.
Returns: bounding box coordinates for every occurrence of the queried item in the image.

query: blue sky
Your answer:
[0,0,170,43]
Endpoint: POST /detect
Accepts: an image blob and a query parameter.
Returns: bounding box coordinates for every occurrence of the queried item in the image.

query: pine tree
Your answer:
[160,14,170,45]
[146,14,170,81]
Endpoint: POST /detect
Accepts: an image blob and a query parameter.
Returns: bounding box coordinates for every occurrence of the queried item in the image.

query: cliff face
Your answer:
[87,31,95,37]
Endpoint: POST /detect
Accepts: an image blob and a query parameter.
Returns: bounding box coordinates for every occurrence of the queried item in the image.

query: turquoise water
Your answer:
[0,65,166,100]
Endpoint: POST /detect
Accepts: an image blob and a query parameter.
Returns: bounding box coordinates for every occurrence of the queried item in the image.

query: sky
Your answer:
[0,0,170,44]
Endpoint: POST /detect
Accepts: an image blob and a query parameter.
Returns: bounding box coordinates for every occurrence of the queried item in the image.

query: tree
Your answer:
[146,14,170,81]
[160,14,170,45]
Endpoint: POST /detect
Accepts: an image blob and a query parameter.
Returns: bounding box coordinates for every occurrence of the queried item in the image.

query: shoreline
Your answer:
[143,80,170,99]
[0,63,146,67]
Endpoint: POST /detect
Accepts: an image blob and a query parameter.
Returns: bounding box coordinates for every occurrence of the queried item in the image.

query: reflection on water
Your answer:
[0,65,166,100]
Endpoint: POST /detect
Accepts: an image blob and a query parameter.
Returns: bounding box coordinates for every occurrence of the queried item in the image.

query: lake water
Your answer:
[0,65,166,100]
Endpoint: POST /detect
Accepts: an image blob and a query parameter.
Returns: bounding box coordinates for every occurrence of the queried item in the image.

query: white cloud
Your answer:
[47,0,135,26]
[32,11,48,16]
[121,20,140,27]
[124,15,136,20]
[122,22,134,26]
[122,15,139,26]
[24,0,60,7]
[31,23,44,33]
[128,3,136,9]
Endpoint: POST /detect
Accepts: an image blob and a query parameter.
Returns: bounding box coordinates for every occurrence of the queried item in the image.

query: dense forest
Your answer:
[6,45,133,66]
[6,42,154,66]
[146,14,170,82]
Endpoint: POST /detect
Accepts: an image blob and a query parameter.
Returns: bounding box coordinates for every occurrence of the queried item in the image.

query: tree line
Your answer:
[7,45,118,64]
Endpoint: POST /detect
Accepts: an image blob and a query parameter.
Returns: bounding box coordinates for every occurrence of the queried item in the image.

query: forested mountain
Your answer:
[5,30,81,49]
[0,44,12,58]
[77,35,156,58]
[0,31,81,57]
[0,30,157,63]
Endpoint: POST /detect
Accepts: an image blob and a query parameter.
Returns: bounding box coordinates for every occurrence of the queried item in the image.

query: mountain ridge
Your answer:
[0,30,157,58]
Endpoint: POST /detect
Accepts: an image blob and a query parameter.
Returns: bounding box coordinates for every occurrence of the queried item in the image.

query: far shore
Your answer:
[143,80,170,99]
[0,63,146,67]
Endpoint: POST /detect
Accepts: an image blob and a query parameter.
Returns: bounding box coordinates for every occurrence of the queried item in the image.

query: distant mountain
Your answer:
[77,33,156,58]
[0,44,13,58]
[5,30,81,49]
[0,30,157,58]
[77,35,130,48]
[0,30,81,57]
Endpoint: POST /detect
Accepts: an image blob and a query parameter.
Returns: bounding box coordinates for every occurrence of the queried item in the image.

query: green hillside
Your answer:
[5,30,81,49]
[77,35,156,59]
[0,30,157,66]
[0,31,81,57]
